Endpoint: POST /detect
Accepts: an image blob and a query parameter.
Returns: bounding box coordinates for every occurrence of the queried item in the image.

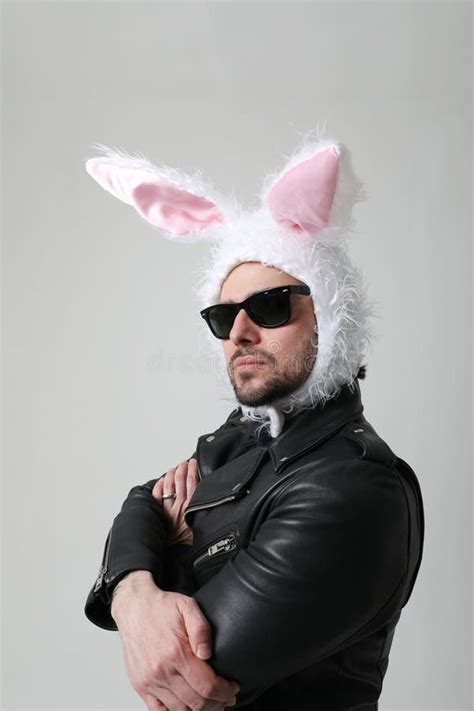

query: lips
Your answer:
[234,356,267,368]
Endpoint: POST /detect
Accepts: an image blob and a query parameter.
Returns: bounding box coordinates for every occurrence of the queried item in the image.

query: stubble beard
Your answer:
[228,335,318,408]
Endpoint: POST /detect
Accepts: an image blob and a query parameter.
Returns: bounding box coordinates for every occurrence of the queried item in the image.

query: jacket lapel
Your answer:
[184,447,268,526]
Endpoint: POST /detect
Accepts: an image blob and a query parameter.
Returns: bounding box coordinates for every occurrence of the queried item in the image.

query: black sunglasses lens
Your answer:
[207,305,236,339]
[249,291,291,326]
[203,288,298,338]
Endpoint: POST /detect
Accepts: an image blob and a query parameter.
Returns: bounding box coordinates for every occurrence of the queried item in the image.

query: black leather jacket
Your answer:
[85,379,424,710]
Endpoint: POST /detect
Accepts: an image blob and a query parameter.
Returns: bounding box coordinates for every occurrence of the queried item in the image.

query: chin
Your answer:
[234,383,274,408]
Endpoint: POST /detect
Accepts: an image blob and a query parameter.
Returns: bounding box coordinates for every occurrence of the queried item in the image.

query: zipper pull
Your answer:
[93,528,113,594]
[208,535,236,556]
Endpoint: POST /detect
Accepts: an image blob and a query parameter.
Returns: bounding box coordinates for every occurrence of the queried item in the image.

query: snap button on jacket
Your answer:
[85,379,424,710]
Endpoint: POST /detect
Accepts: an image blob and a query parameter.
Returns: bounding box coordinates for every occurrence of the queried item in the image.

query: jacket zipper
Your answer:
[193,533,237,568]
[185,492,244,515]
[93,527,113,593]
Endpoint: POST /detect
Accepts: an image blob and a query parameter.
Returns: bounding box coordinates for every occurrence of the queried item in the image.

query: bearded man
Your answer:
[83,133,425,711]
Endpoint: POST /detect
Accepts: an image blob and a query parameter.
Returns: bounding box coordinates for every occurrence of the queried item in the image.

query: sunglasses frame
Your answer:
[200,284,311,340]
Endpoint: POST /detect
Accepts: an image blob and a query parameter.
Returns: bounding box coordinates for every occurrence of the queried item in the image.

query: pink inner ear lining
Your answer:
[280,219,304,233]
[131,181,226,235]
[267,145,340,236]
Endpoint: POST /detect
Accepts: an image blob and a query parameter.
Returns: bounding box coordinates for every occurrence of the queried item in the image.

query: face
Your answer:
[218,262,318,408]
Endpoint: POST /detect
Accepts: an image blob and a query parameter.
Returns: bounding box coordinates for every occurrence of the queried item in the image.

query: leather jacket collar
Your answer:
[211,378,365,476]
[266,377,364,472]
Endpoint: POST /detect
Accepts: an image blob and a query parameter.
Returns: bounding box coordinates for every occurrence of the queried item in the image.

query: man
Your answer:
[84,132,425,710]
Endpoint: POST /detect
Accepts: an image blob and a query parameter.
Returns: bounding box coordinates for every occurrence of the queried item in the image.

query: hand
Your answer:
[112,572,240,711]
[152,458,199,546]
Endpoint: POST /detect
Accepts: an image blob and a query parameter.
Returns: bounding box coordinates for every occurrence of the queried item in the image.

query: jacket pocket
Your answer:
[184,447,267,527]
[192,528,240,585]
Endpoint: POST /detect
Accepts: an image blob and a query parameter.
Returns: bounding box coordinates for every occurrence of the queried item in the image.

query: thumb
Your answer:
[180,598,213,659]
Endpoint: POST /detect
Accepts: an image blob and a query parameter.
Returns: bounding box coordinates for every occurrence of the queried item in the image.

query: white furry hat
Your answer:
[85,129,376,438]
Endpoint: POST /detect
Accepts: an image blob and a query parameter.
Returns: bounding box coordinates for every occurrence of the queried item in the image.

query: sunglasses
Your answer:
[200,284,311,340]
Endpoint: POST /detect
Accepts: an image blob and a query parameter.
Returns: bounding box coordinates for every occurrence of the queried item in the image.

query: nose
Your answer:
[228,307,261,345]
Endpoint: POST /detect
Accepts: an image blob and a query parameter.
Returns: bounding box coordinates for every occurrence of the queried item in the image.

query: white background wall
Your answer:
[2,1,472,709]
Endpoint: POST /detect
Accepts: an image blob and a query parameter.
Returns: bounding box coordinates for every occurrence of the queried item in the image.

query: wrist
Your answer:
[110,571,158,619]
[117,570,155,586]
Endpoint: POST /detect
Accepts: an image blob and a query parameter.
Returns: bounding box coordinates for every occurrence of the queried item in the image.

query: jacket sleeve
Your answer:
[84,455,196,631]
[192,460,409,707]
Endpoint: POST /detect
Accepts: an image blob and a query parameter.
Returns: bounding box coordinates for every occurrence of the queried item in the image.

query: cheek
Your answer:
[298,301,317,331]
[263,326,299,362]
[276,321,316,360]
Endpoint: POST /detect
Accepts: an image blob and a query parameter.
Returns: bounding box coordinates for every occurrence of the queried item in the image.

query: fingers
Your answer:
[151,670,236,710]
[152,468,177,504]
[177,654,240,707]
[163,468,177,502]
[179,593,213,661]
[173,460,188,506]
[146,685,188,711]
[152,478,163,501]
[124,586,236,710]
[142,648,236,710]
[178,598,240,702]
[185,458,199,504]
[152,472,166,501]
[144,694,167,711]
[152,460,199,505]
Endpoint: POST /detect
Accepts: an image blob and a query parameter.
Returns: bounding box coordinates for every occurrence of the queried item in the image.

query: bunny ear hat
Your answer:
[85,129,376,438]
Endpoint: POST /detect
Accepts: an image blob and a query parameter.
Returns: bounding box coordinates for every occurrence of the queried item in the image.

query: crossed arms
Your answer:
[86,456,408,710]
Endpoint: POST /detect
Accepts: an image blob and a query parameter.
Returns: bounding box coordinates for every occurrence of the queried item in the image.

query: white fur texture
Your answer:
[86,128,377,438]
[194,213,377,438]
[193,132,376,437]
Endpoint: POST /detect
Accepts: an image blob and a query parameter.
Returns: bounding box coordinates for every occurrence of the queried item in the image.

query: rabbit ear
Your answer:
[265,144,339,236]
[262,139,364,239]
[85,145,228,240]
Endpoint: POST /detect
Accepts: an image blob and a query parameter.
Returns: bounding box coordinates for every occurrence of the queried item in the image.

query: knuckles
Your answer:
[165,640,184,665]
[196,678,221,702]
[149,659,168,681]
